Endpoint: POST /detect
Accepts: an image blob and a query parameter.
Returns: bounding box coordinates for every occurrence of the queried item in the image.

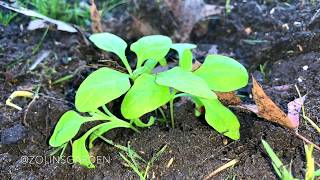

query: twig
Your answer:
[203,159,239,180]
[294,131,320,151]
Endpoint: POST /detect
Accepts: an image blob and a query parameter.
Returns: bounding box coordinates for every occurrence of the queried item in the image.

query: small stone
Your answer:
[1,124,27,144]
[293,21,302,27]
[303,65,308,70]
[297,77,303,82]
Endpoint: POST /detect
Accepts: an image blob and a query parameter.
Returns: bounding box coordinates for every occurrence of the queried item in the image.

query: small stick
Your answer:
[294,131,320,151]
[203,159,238,180]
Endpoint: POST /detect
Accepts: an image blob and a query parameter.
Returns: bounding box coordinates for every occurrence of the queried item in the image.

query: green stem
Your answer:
[102,105,114,117]
[59,143,67,159]
[170,89,177,128]
[158,107,167,121]
[120,55,133,76]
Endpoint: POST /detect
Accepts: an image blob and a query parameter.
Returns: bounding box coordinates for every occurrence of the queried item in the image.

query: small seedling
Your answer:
[49,32,248,168]
[119,144,167,180]
[259,61,268,79]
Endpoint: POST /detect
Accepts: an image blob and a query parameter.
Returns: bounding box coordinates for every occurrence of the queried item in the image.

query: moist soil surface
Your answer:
[1,0,320,179]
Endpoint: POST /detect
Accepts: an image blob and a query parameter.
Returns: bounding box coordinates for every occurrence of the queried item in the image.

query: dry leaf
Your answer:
[287,95,306,127]
[192,60,202,71]
[252,77,298,129]
[90,0,102,33]
[216,91,241,106]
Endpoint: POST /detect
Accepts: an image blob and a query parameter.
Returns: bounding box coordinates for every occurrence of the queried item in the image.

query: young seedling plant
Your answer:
[49,32,248,168]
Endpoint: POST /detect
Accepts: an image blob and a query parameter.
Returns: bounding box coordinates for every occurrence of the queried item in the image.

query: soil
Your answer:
[1,0,320,179]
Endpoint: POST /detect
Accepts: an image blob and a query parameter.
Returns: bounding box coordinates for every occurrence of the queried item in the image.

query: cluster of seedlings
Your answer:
[49,32,248,168]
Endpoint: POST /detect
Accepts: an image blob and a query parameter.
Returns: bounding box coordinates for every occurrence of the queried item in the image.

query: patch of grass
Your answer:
[262,139,320,180]
[18,0,90,27]
[0,11,17,27]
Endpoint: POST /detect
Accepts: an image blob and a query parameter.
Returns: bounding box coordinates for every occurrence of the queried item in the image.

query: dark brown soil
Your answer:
[0,0,319,179]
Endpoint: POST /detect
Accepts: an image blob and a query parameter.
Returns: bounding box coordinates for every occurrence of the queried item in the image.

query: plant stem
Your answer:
[158,107,167,121]
[102,104,114,117]
[169,98,174,128]
[170,89,177,128]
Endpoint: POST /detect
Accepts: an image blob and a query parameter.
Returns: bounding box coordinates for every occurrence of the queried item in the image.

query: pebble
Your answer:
[303,65,308,70]
[1,124,27,144]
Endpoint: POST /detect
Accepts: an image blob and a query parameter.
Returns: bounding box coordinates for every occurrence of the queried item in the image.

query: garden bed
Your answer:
[0,0,319,179]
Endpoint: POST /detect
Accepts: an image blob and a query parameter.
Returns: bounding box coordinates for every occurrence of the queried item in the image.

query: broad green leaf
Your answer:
[194,55,248,92]
[171,43,196,71]
[72,123,109,168]
[156,67,216,99]
[130,35,172,68]
[89,33,132,74]
[49,111,87,147]
[75,67,131,112]
[200,98,240,140]
[121,74,171,119]
[88,120,132,149]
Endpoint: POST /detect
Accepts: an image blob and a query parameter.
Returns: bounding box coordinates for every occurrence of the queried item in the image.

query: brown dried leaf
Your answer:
[216,92,241,106]
[90,0,102,33]
[192,60,202,71]
[252,77,298,129]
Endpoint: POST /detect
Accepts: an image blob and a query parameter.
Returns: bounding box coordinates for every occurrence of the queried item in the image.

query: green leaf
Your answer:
[121,74,171,119]
[130,35,172,68]
[88,120,132,149]
[315,169,320,177]
[194,55,248,92]
[72,122,109,168]
[49,111,87,147]
[89,33,132,74]
[75,67,131,112]
[156,67,216,99]
[200,98,240,140]
[171,43,196,71]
